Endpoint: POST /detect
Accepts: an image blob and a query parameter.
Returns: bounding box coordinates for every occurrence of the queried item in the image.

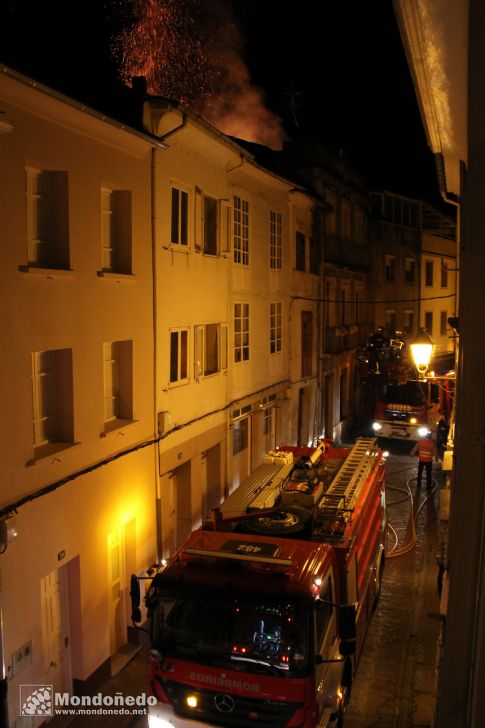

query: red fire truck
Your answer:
[371,353,455,442]
[134,437,386,728]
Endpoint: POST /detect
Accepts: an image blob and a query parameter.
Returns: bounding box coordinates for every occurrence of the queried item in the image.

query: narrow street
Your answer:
[345,441,446,727]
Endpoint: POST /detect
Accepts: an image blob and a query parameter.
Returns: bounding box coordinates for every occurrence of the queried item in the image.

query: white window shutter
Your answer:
[194,187,203,252]
[219,200,231,254]
[194,325,204,379]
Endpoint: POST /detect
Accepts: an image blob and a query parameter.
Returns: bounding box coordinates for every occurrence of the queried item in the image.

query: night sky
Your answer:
[0,0,443,208]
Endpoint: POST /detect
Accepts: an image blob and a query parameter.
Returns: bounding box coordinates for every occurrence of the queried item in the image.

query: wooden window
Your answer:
[270,210,282,269]
[102,188,132,272]
[26,168,69,269]
[233,195,249,265]
[234,303,250,362]
[270,302,282,354]
[170,186,188,246]
[32,349,74,453]
[103,340,133,430]
[170,329,188,384]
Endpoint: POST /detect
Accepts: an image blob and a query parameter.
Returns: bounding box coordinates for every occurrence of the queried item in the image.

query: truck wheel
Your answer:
[241,506,310,535]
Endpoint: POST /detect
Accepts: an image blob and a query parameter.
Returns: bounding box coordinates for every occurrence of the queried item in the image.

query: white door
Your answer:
[40,568,71,694]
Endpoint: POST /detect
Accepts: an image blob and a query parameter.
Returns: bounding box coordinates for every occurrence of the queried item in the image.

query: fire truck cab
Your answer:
[138,437,386,728]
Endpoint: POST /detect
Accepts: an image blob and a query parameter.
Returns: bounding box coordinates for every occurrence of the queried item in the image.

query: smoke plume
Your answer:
[113,0,284,149]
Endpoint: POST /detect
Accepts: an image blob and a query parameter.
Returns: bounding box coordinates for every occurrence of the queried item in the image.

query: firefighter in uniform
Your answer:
[411,432,437,488]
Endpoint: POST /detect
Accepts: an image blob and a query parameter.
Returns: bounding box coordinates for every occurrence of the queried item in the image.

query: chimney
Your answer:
[131,76,148,97]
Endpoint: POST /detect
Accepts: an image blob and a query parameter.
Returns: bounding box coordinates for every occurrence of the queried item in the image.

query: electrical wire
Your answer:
[293,292,456,305]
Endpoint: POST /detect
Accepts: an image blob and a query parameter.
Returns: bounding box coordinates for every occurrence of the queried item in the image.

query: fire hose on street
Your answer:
[385,465,439,558]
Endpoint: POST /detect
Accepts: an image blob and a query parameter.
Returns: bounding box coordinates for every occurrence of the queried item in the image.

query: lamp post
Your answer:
[410,328,434,378]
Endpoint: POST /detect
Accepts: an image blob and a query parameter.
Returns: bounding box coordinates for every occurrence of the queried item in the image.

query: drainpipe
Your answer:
[151,146,163,562]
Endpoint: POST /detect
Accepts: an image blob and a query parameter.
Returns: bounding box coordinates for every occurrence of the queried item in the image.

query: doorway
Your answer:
[40,564,73,695]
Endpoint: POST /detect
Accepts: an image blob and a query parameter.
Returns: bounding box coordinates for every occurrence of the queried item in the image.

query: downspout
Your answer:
[434,152,461,321]
[151,146,163,562]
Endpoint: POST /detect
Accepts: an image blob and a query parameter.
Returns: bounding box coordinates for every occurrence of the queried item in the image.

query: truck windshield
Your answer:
[150,582,310,677]
[382,381,426,406]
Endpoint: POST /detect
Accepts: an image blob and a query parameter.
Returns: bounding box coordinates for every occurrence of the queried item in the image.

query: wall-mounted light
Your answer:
[410,328,434,378]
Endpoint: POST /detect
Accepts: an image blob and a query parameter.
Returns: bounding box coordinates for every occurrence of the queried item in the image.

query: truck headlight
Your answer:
[372,422,382,432]
[417,427,430,438]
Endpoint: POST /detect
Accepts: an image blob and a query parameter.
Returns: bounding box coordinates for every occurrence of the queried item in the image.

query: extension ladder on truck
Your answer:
[313,437,379,541]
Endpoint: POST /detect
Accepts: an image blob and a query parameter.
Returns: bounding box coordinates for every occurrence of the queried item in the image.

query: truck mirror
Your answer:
[339,603,356,641]
[339,639,356,657]
[130,574,142,623]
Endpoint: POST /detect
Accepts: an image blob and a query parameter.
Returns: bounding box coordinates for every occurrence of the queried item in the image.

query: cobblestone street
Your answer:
[345,445,446,727]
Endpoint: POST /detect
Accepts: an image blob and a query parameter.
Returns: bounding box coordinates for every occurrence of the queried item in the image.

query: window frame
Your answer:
[440,311,448,336]
[405,257,416,283]
[424,311,433,335]
[269,210,282,269]
[270,301,282,354]
[193,323,228,379]
[103,340,133,431]
[384,255,396,282]
[233,195,250,265]
[101,187,132,273]
[26,167,70,269]
[32,348,74,455]
[404,309,415,335]
[234,303,250,363]
[169,328,189,385]
[170,184,189,247]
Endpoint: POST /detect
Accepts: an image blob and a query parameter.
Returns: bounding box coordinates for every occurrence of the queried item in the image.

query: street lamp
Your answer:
[410,328,434,377]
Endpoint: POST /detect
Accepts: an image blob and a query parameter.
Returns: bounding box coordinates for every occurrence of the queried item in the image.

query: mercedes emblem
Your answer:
[214,693,235,713]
